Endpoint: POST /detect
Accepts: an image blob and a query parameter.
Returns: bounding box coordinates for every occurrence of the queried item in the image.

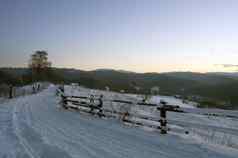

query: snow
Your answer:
[0,85,238,157]
[149,95,195,108]
[0,97,5,103]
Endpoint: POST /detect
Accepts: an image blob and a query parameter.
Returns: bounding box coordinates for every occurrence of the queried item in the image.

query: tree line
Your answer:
[0,50,62,86]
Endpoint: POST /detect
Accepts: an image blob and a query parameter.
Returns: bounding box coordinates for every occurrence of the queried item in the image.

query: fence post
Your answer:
[9,85,13,99]
[59,84,64,93]
[32,84,36,94]
[61,95,68,109]
[37,83,40,92]
[160,106,167,134]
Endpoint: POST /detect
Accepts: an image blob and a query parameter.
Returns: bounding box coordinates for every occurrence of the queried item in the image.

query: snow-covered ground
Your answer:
[0,85,238,158]
[0,82,49,104]
[0,97,5,103]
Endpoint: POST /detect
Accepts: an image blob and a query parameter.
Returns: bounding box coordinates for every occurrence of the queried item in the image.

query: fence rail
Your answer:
[57,87,238,135]
[0,82,49,103]
[57,87,183,134]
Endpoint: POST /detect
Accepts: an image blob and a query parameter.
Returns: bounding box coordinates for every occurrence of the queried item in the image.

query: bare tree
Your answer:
[28,50,52,81]
[29,50,51,74]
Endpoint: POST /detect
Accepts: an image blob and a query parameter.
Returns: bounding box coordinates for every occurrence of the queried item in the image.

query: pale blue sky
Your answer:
[0,0,238,72]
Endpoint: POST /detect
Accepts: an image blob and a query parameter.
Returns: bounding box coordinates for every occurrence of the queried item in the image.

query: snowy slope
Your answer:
[149,95,196,108]
[65,86,238,149]
[0,86,238,158]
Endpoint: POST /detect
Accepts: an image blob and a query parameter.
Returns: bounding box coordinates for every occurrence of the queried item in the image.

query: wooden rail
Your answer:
[58,88,238,135]
[59,93,181,134]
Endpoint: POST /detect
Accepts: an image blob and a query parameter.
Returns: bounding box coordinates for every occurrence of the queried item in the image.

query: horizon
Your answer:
[1,0,238,73]
[0,66,237,74]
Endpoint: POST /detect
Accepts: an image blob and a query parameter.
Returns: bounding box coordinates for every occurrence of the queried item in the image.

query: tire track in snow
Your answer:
[12,103,40,158]
[25,90,168,158]
[2,86,238,158]
[12,95,72,158]
[26,99,123,158]
[23,93,101,158]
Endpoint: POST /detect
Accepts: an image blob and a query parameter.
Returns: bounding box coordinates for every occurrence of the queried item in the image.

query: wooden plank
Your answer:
[137,102,157,106]
[112,99,133,104]
[68,101,101,109]
[69,96,89,99]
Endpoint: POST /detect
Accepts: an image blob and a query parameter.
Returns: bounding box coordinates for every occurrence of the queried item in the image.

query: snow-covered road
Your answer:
[0,86,238,158]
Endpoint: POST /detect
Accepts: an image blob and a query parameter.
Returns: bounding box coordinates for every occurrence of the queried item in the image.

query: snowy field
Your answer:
[0,82,49,104]
[0,85,238,158]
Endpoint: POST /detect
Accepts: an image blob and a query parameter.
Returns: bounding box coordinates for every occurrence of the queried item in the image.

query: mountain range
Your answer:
[0,67,237,108]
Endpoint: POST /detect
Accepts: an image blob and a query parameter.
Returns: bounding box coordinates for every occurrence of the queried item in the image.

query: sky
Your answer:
[0,0,238,73]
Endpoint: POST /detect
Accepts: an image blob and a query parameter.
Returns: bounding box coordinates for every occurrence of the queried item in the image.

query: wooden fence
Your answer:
[57,87,238,135]
[57,87,185,134]
[0,82,49,102]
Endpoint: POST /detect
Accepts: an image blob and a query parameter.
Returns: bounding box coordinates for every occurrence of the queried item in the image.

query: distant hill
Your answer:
[0,69,20,85]
[43,68,238,107]
[0,67,238,108]
[0,68,29,77]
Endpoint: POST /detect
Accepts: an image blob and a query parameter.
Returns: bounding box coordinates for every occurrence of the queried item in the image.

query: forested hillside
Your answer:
[0,68,237,107]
